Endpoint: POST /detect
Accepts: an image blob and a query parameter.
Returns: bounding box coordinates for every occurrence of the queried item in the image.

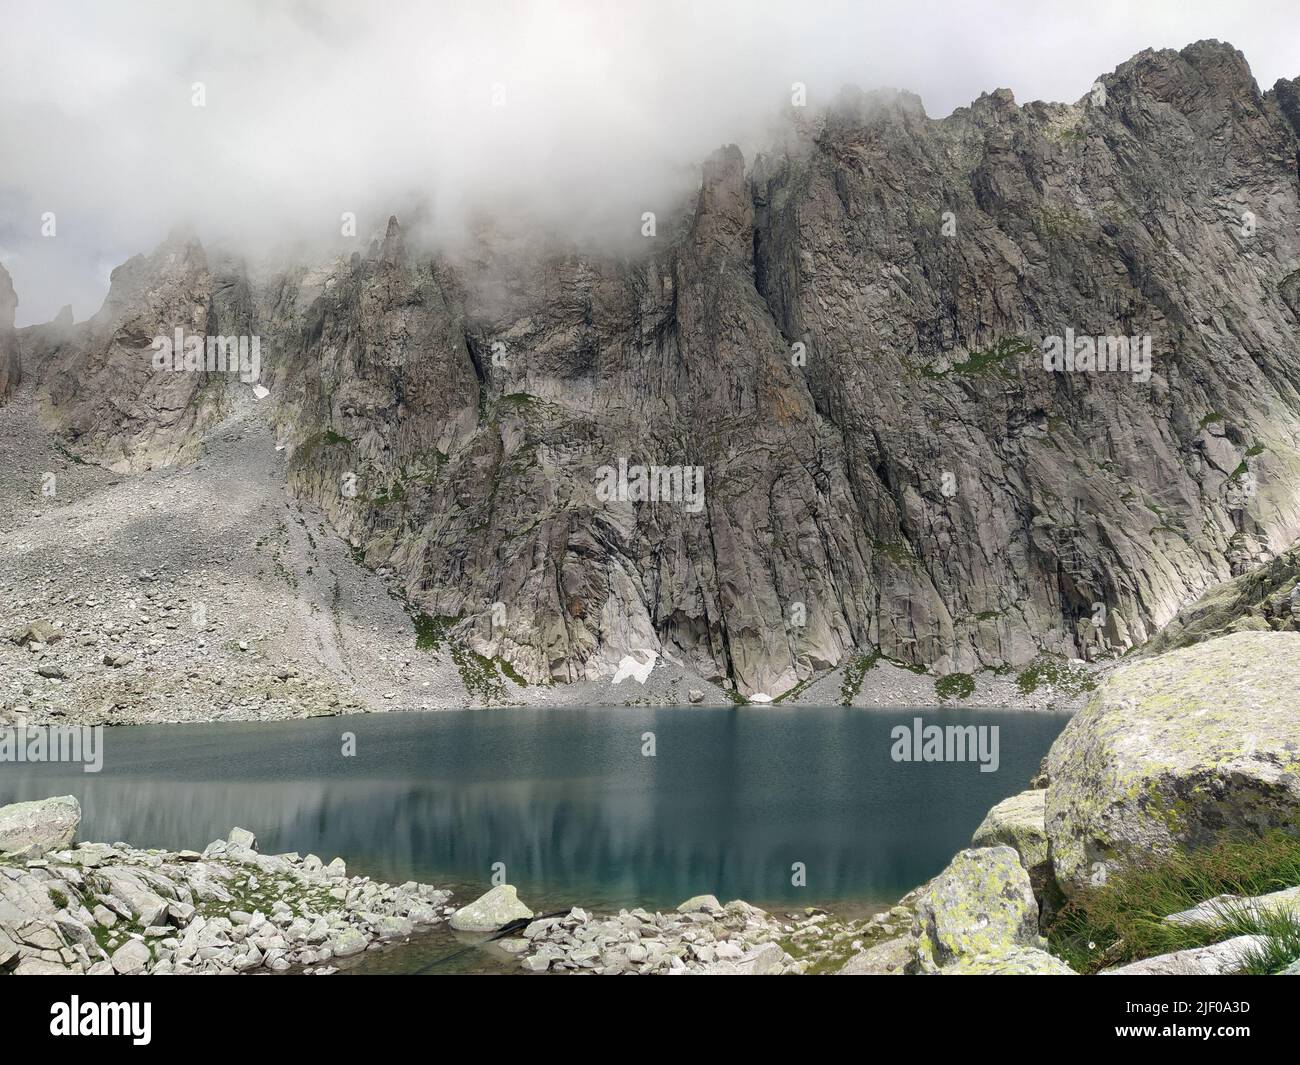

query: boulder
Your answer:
[971,790,1048,869]
[836,935,915,975]
[448,885,533,932]
[1164,885,1300,927]
[97,867,169,927]
[1101,935,1267,975]
[10,621,61,646]
[912,846,1048,973]
[941,946,1075,975]
[971,788,1060,921]
[0,796,81,857]
[675,894,722,914]
[329,927,368,957]
[1046,633,1300,896]
[110,938,152,975]
[227,827,257,850]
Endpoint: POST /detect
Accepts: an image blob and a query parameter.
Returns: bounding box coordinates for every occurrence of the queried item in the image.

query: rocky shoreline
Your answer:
[0,791,905,976]
[0,796,452,975]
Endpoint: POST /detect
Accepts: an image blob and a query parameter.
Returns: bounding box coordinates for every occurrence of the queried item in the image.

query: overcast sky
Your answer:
[2,0,1297,325]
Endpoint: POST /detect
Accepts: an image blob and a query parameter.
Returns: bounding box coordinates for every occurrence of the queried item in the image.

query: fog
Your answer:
[1,0,1297,325]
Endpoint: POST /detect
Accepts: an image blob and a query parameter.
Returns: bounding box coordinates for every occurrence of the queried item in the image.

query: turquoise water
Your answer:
[0,706,1067,972]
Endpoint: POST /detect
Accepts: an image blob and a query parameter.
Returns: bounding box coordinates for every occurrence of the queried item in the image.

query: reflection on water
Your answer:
[0,707,1068,913]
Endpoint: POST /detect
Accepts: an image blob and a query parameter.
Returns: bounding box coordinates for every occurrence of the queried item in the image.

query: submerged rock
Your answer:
[448,885,534,932]
[1046,632,1300,896]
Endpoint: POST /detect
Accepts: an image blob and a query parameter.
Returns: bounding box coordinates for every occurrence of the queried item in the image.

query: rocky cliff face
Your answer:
[15,41,1300,696]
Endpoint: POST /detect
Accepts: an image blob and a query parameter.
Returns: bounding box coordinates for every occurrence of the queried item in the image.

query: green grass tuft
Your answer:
[1046,830,1300,973]
[935,672,975,701]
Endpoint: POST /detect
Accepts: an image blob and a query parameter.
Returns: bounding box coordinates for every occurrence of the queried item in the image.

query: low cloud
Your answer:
[1,0,1296,324]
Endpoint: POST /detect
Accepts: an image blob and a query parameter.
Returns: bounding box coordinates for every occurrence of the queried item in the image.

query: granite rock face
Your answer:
[15,41,1300,697]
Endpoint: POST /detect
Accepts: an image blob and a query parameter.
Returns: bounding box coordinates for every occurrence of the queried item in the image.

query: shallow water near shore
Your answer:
[0,706,1068,973]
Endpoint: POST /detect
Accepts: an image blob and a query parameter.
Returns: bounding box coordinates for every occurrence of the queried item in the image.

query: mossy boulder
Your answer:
[972,789,1048,869]
[836,935,915,975]
[942,946,1075,974]
[912,846,1050,972]
[1046,632,1300,896]
[971,788,1062,921]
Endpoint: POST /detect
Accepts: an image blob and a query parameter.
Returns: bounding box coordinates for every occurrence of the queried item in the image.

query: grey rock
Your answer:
[448,885,533,932]
[1046,633,1300,895]
[227,827,257,850]
[1164,886,1300,927]
[109,938,151,975]
[0,796,81,856]
[328,927,368,958]
[1101,935,1268,975]
[675,894,722,914]
[837,935,916,975]
[913,847,1046,973]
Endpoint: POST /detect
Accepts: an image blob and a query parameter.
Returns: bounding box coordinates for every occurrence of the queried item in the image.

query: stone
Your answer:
[913,847,1047,973]
[1101,936,1268,975]
[329,927,368,958]
[1046,633,1300,896]
[448,885,534,932]
[97,868,169,928]
[1164,886,1300,927]
[227,827,257,850]
[10,621,61,646]
[687,689,704,704]
[942,947,1075,975]
[110,938,152,975]
[837,935,915,975]
[971,790,1048,871]
[0,796,81,856]
[675,894,722,914]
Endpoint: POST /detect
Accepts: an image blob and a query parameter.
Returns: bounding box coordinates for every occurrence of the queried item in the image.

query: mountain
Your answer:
[12,40,1300,698]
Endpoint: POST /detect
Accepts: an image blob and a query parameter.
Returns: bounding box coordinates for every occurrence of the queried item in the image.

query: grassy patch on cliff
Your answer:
[839,650,882,704]
[412,611,526,700]
[1046,831,1300,973]
[1015,656,1096,697]
[413,612,457,651]
[920,336,1034,379]
[935,672,974,701]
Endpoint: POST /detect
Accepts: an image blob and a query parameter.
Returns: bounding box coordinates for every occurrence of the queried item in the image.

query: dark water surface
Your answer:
[0,706,1068,972]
